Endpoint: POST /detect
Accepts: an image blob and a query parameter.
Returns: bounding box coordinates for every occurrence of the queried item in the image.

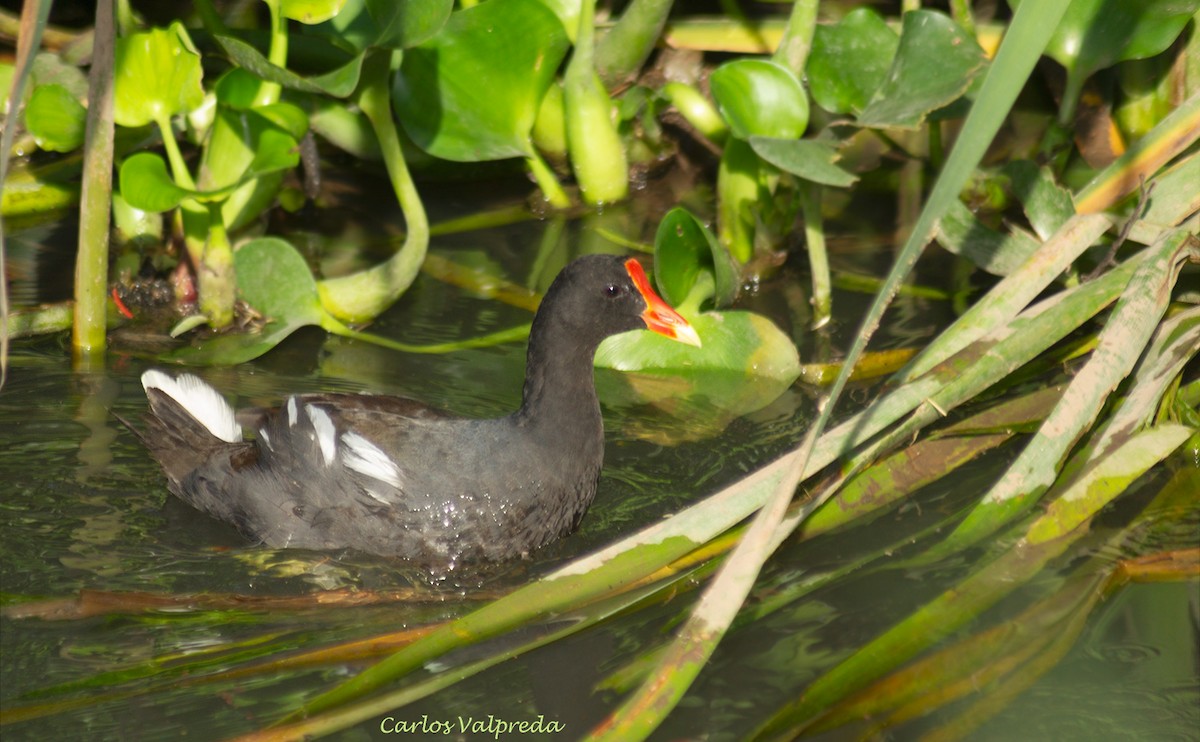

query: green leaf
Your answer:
[25,84,86,152]
[596,309,799,385]
[215,34,363,98]
[190,99,305,228]
[235,237,326,323]
[1004,160,1074,241]
[29,51,89,100]
[654,207,739,308]
[1013,0,1200,92]
[748,137,858,188]
[595,308,799,438]
[857,10,988,129]
[119,153,199,212]
[709,59,809,140]
[167,238,327,364]
[935,200,1041,276]
[166,319,308,365]
[113,22,205,128]
[310,0,453,52]
[119,98,303,215]
[807,8,898,115]
[393,0,570,161]
[367,0,453,48]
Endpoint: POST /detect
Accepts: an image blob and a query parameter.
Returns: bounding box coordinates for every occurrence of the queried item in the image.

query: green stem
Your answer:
[771,0,819,78]
[73,0,116,362]
[661,82,728,143]
[800,182,831,329]
[317,49,429,323]
[949,0,977,38]
[525,150,571,209]
[156,115,196,191]
[564,0,629,205]
[325,322,533,355]
[256,0,285,107]
[198,202,235,328]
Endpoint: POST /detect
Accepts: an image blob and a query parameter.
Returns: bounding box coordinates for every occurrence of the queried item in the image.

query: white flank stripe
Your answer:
[287,397,298,427]
[305,404,337,466]
[340,432,403,489]
[142,370,242,443]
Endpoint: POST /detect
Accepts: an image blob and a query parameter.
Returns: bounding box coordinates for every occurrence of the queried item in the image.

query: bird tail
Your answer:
[135,371,245,486]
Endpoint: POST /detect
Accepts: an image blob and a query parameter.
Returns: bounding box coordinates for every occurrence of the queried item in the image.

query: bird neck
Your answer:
[516,313,603,429]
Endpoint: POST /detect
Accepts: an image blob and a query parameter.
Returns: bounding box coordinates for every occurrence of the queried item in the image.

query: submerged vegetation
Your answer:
[2,0,1198,739]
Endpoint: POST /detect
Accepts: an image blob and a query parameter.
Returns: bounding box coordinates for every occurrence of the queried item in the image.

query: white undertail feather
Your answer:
[141,370,243,443]
[305,404,337,465]
[341,432,404,489]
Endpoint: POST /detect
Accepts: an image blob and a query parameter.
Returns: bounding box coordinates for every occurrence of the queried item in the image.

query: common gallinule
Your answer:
[136,255,700,565]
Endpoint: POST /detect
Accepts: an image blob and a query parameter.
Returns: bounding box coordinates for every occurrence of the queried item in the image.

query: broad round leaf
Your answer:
[596,310,799,378]
[654,207,739,308]
[119,153,194,212]
[808,8,898,115]
[113,22,205,128]
[709,59,809,140]
[26,84,86,152]
[394,0,570,161]
[235,237,325,324]
[857,10,987,129]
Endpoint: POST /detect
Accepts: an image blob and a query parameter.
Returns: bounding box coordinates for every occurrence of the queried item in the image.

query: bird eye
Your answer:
[604,284,624,298]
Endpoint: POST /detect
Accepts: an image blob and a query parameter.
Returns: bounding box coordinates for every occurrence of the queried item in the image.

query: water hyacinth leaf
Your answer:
[25,84,85,152]
[256,101,310,141]
[807,7,898,115]
[280,0,347,24]
[165,319,307,365]
[365,0,453,49]
[30,50,89,100]
[308,0,452,52]
[393,0,568,161]
[191,98,306,229]
[214,34,363,98]
[709,59,809,140]
[857,10,987,129]
[748,137,858,188]
[119,153,228,212]
[242,106,307,179]
[165,239,327,364]
[653,207,739,308]
[235,237,326,324]
[214,66,263,109]
[596,310,799,386]
[1010,0,1200,111]
[112,22,204,128]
